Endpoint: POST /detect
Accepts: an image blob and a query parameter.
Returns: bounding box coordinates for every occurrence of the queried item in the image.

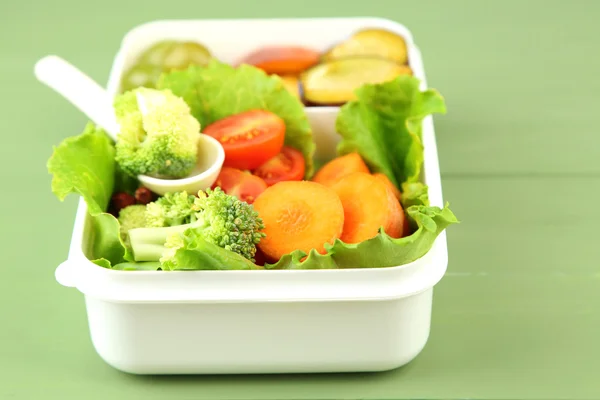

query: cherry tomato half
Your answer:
[211,167,268,204]
[203,110,286,171]
[252,146,306,186]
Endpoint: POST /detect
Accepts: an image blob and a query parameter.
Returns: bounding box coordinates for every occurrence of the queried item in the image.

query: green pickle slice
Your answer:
[323,28,409,65]
[160,42,212,70]
[121,64,163,92]
[301,57,412,105]
[121,41,213,92]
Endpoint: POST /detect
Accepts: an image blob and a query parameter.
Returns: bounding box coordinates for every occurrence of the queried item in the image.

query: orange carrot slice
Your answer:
[253,181,344,261]
[331,172,405,244]
[312,153,370,187]
[373,172,402,201]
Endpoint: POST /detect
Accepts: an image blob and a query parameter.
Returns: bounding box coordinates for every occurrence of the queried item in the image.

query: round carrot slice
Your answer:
[312,153,370,187]
[331,172,405,244]
[253,181,344,261]
[373,172,402,201]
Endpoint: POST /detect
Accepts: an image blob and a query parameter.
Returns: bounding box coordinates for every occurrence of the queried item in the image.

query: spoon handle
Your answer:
[34,55,120,140]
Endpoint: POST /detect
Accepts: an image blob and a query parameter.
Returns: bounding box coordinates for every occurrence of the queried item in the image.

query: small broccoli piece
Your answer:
[117,204,148,247]
[192,187,265,261]
[128,187,266,263]
[160,232,185,266]
[145,191,199,227]
[114,87,201,179]
[125,223,189,262]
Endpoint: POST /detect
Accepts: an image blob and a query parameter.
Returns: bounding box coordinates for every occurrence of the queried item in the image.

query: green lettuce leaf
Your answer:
[112,261,162,271]
[336,75,446,187]
[157,60,316,177]
[401,181,430,208]
[326,204,457,269]
[47,123,115,214]
[266,249,339,270]
[92,258,112,269]
[89,213,132,265]
[162,230,262,271]
[47,123,130,267]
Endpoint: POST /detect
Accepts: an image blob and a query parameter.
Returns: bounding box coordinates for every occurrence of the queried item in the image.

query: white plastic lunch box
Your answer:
[54,17,449,374]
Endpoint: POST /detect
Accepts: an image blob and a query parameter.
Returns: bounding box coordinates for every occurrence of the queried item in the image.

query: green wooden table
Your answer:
[2,0,599,398]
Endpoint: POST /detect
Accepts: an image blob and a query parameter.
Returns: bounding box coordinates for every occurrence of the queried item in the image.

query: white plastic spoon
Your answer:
[34,55,224,196]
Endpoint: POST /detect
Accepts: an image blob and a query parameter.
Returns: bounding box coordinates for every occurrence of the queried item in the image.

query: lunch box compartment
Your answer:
[55,17,449,374]
[86,291,433,374]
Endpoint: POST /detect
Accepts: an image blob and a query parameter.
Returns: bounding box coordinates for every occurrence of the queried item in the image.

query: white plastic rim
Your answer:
[57,17,449,305]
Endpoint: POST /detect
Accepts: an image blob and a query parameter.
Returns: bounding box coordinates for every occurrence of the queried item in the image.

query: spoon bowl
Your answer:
[138,134,225,196]
[34,55,225,196]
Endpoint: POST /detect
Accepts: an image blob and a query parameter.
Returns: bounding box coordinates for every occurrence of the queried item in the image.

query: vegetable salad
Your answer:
[46,29,458,271]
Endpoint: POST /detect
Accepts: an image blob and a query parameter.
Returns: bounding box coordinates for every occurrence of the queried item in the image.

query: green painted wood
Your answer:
[2,0,599,398]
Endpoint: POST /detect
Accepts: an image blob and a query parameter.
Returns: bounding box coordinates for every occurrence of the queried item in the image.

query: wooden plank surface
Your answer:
[1,0,599,399]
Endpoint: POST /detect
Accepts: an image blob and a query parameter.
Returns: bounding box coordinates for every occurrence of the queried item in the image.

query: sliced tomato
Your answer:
[211,167,268,204]
[252,146,305,186]
[203,110,286,170]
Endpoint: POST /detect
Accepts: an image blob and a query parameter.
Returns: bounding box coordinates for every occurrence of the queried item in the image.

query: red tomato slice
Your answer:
[203,110,286,170]
[211,167,268,204]
[252,146,306,186]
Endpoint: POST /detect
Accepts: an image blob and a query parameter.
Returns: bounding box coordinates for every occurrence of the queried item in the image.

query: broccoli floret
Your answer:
[191,187,265,260]
[160,231,185,266]
[114,87,201,179]
[117,204,148,248]
[127,187,266,263]
[145,191,199,227]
